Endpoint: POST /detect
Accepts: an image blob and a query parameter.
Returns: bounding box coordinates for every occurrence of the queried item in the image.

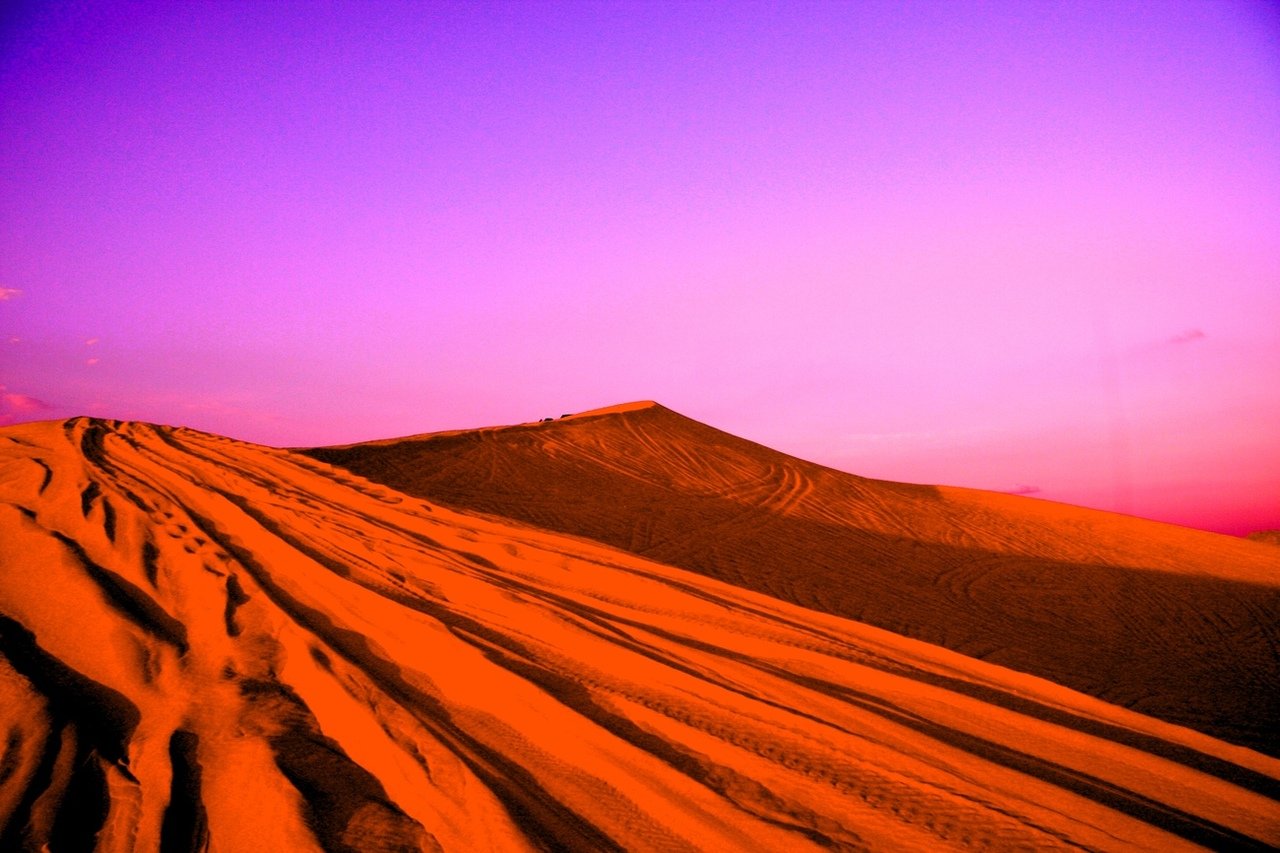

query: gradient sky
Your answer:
[2,1,1278,535]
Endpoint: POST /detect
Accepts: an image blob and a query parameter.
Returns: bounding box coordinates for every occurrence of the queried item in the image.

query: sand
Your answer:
[0,415,1276,851]
[308,401,1280,756]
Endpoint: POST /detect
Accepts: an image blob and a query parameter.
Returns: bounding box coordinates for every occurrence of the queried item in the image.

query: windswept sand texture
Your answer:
[309,402,1280,757]
[0,416,1277,851]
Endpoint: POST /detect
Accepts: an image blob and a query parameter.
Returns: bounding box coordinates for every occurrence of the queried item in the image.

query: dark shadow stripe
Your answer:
[159,730,210,853]
[49,749,110,853]
[0,719,64,851]
[33,459,52,494]
[79,482,100,518]
[222,574,250,637]
[143,538,161,587]
[51,532,188,654]
[0,727,21,786]
[101,498,117,543]
[0,615,139,767]
[237,679,435,853]
[70,419,113,472]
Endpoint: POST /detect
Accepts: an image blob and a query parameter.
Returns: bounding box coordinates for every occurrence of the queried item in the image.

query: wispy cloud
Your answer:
[85,337,100,346]
[1,392,54,413]
[1169,328,1206,345]
[1004,484,1041,495]
[0,287,21,301]
[0,387,58,425]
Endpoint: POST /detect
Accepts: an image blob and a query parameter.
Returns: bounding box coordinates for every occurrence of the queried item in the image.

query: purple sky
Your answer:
[2,1,1278,535]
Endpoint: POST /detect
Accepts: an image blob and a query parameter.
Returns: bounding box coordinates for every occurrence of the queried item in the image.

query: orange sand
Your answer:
[0,416,1277,851]
[309,401,1280,756]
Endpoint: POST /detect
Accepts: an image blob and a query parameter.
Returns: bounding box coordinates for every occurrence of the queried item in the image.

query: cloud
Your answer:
[2,392,54,413]
[85,337,100,346]
[1004,484,1041,495]
[0,287,21,300]
[86,357,100,365]
[0,389,58,424]
[1169,328,1206,345]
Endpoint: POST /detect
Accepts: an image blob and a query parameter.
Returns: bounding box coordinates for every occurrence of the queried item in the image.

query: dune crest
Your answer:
[1,417,1278,851]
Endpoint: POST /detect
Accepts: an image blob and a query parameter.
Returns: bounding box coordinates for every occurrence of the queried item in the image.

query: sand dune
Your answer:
[308,402,1280,757]
[0,416,1276,851]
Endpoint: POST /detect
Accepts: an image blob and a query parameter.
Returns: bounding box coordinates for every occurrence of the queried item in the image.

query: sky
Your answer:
[1,1,1278,535]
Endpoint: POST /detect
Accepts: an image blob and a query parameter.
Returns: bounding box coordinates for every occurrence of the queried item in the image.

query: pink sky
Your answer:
[2,1,1278,535]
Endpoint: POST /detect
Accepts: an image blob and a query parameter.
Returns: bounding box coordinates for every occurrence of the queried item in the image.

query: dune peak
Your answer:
[557,399,662,419]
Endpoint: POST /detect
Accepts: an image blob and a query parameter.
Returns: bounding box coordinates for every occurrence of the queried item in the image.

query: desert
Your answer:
[1,410,1277,851]
[3,2,1278,850]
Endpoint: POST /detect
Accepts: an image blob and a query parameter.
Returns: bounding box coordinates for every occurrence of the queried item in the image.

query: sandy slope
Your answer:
[308,402,1280,757]
[0,418,1276,851]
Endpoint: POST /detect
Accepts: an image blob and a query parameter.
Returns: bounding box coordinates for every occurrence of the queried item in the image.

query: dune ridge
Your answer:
[307,402,1280,756]
[0,416,1277,851]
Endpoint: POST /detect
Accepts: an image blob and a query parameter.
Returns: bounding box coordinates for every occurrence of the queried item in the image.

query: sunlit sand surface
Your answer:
[1,414,1277,850]
[311,402,1280,756]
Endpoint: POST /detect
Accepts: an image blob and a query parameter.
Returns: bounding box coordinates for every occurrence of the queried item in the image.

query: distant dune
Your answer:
[1,416,1277,851]
[309,401,1280,757]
